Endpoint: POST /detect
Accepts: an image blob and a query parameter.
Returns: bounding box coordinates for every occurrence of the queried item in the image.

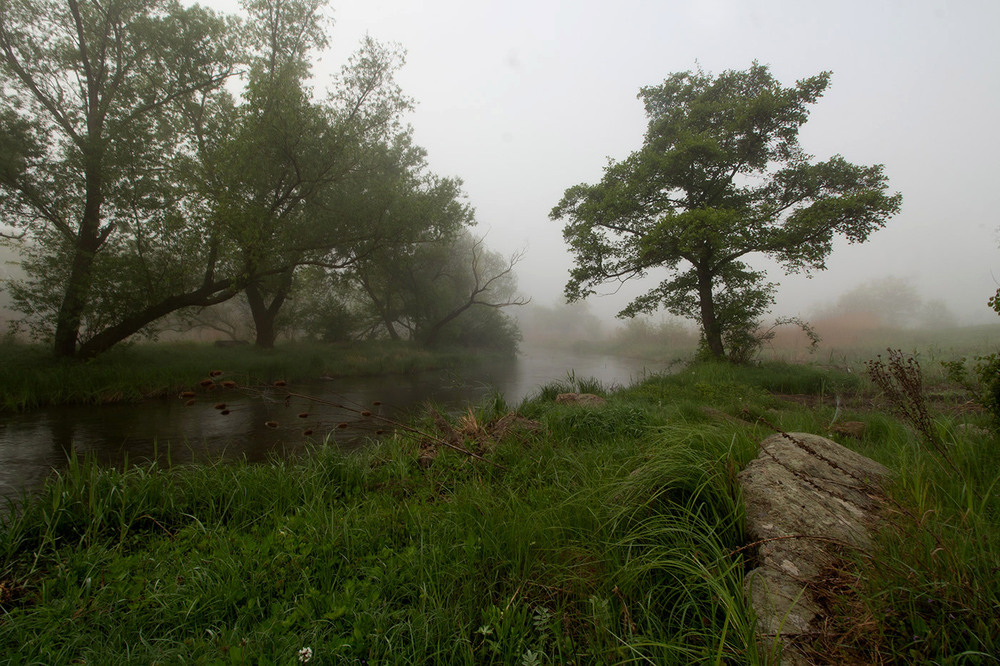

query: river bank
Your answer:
[0,343,655,501]
[0,341,502,412]
[1,361,996,662]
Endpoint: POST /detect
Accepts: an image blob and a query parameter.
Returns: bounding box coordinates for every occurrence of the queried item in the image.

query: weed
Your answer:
[866,349,935,443]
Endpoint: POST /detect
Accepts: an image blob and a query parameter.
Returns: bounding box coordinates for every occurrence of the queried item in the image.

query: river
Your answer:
[0,347,661,501]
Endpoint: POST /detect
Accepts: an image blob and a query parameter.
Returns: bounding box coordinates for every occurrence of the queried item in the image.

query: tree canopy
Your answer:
[0,0,237,357]
[0,0,524,357]
[552,63,902,361]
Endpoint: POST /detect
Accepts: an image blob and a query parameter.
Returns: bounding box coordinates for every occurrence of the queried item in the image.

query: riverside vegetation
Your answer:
[0,341,491,413]
[1,354,998,663]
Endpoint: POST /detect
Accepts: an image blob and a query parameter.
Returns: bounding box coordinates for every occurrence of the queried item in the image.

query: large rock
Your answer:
[738,432,890,664]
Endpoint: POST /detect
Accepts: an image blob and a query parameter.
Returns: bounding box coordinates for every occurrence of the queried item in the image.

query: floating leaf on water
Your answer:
[372,401,382,406]
[209,370,223,377]
[298,413,308,419]
[375,430,385,435]
[361,411,372,417]
[184,399,196,407]
[274,380,287,387]
[337,423,348,429]
[199,379,214,388]
[220,410,230,416]
[303,430,313,436]
[222,380,237,389]
[265,421,279,428]
[214,403,226,410]
[180,391,196,399]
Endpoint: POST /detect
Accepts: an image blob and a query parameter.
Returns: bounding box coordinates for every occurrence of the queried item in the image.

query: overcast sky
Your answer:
[216,0,1000,325]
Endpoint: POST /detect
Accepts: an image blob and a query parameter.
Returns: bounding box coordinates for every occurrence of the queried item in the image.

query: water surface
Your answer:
[0,347,660,500]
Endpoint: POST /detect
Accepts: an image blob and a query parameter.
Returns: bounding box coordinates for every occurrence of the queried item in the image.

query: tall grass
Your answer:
[832,420,1000,661]
[1,373,768,663]
[2,358,996,662]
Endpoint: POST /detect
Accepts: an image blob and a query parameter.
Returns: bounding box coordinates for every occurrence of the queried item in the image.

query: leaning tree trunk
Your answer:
[76,278,242,359]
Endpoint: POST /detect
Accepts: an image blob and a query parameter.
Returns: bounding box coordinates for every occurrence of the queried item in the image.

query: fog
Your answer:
[303,0,1000,326]
[4,1,999,341]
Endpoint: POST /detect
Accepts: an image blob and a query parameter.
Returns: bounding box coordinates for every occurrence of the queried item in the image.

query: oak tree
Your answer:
[552,64,902,360]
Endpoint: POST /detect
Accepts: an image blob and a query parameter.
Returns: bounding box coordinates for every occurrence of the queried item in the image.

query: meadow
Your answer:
[1,355,997,663]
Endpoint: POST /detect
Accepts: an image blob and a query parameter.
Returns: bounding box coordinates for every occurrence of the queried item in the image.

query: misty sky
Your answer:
[216,1,1000,324]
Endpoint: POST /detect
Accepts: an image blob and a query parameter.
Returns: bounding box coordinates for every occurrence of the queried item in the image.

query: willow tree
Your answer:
[552,64,902,361]
[206,0,410,348]
[0,0,235,357]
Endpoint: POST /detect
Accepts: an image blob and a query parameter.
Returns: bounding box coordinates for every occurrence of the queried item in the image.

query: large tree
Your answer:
[552,64,902,360]
[0,0,415,356]
[209,0,410,348]
[0,0,236,357]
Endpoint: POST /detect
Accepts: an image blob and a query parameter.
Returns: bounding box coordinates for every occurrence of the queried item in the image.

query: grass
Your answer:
[764,321,1000,380]
[1,379,762,663]
[0,340,488,412]
[1,357,998,663]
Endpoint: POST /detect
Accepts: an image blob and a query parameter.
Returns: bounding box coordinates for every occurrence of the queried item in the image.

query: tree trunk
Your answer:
[246,268,295,349]
[76,280,241,359]
[696,265,726,360]
[420,302,473,348]
[382,318,400,340]
[53,238,97,358]
[53,146,104,358]
[245,284,278,349]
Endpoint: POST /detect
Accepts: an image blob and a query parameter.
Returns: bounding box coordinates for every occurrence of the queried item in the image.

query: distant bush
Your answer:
[939,352,1000,431]
[974,352,1000,430]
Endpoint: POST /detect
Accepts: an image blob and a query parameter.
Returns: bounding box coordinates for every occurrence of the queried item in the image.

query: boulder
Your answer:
[738,432,890,664]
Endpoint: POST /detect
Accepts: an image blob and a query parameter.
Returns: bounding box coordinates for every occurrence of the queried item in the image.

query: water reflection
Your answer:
[0,347,659,500]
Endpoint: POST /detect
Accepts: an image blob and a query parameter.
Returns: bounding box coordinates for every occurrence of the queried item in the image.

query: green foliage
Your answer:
[552,63,901,361]
[349,227,526,352]
[936,353,1000,429]
[302,298,362,344]
[0,0,522,360]
[442,305,523,355]
[972,352,1000,430]
[0,0,238,357]
[214,6,412,348]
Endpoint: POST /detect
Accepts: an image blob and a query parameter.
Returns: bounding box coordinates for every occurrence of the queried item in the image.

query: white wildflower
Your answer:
[298,646,313,663]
